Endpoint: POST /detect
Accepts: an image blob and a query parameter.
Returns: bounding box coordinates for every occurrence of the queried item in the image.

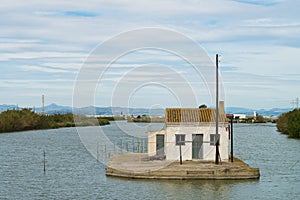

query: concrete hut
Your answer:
[148,101,229,162]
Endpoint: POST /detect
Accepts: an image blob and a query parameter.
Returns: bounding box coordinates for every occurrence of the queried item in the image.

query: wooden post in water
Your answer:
[43,150,46,174]
[97,142,99,162]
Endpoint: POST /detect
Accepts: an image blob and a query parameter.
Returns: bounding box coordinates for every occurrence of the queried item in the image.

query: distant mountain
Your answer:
[73,106,165,116]
[35,103,73,114]
[225,107,254,115]
[0,104,19,112]
[0,104,293,117]
[226,107,292,117]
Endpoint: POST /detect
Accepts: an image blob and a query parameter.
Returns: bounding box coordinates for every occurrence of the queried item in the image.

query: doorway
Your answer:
[156,134,164,157]
[192,134,203,159]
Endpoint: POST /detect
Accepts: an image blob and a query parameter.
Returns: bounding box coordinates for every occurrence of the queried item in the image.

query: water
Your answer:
[0,122,299,199]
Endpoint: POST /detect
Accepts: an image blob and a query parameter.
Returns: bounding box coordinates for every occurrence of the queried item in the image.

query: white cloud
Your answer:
[19,65,72,73]
[242,18,300,28]
[0,0,299,108]
[232,0,284,6]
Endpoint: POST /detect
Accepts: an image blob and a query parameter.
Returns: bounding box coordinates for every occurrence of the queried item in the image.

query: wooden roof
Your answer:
[165,108,226,123]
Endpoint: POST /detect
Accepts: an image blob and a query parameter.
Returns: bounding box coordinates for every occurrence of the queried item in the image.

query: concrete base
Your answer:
[105,153,260,180]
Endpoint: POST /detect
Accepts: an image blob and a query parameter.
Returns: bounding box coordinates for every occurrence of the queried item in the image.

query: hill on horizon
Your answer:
[0,103,293,117]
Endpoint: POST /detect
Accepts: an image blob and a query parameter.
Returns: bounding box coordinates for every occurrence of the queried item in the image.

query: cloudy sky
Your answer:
[1,0,299,109]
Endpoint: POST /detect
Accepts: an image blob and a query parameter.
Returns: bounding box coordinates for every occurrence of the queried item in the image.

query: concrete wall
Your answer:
[148,130,165,157]
[165,124,228,162]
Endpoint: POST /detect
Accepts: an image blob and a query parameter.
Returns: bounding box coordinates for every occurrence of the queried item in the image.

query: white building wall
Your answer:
[233,114,246,119]
[165,124,229,162]
[148,131,157,157]
[165,126,193,160]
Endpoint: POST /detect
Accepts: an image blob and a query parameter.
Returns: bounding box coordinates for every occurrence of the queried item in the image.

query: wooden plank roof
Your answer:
[165,108,226,123]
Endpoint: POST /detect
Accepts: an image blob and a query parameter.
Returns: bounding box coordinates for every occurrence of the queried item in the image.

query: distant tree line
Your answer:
[227,114,273,123]
[127,114,151,123]
[0,109,109,133]
[276,109,300,138]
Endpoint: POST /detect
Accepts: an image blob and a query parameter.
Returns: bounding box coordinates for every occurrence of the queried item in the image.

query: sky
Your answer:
[0,0,299,109]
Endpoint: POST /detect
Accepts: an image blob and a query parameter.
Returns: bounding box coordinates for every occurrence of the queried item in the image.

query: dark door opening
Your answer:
[156,134,164,157]
[192,134,203,159]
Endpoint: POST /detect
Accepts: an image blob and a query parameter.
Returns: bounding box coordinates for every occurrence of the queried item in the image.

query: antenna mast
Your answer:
[42,95,45,115]
[215,54,220,165]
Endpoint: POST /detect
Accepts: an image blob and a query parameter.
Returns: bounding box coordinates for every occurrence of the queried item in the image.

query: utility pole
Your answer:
[42,95,45,115]
[291,98,299,110]
[291,100,295,109]
[215,54,220,165]
[230,119,234,162]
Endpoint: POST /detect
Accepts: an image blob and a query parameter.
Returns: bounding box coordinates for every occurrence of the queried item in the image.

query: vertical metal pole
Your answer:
[121,139,123,153]
[42,95,45,115]
[179,144,182,165]
[132,138,134,152]
[138,137,140,153]
[231,119,234,162]
[215,54,220,165]
[138,128,141,153]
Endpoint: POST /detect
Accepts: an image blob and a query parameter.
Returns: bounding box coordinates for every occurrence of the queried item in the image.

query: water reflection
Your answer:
[105,177,259,200]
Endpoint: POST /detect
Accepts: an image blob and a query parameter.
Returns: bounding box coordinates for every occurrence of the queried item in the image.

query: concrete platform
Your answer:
[105,153,260,180]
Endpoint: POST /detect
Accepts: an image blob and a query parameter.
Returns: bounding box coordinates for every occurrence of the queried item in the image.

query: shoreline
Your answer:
[0,109,110,134]
[0,123,111,134]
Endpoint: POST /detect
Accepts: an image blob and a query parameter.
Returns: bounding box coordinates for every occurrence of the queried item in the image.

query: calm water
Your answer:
[0,122,299,199]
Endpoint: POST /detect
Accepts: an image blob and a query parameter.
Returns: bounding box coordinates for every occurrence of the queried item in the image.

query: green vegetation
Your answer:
[127,114,165,123]
[127,114,151,123]
[0,109,109,133]
[276,109,300,138]
[254,114,271,123]
[98,116,125,121]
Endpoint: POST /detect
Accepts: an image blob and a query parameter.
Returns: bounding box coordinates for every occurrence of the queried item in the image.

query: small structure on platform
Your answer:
[105,101,260,180]
[148,101,228,162]
[106,53,260,179]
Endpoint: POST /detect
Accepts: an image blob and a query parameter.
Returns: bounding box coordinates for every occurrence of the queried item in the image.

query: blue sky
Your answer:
[0,0,299,109]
